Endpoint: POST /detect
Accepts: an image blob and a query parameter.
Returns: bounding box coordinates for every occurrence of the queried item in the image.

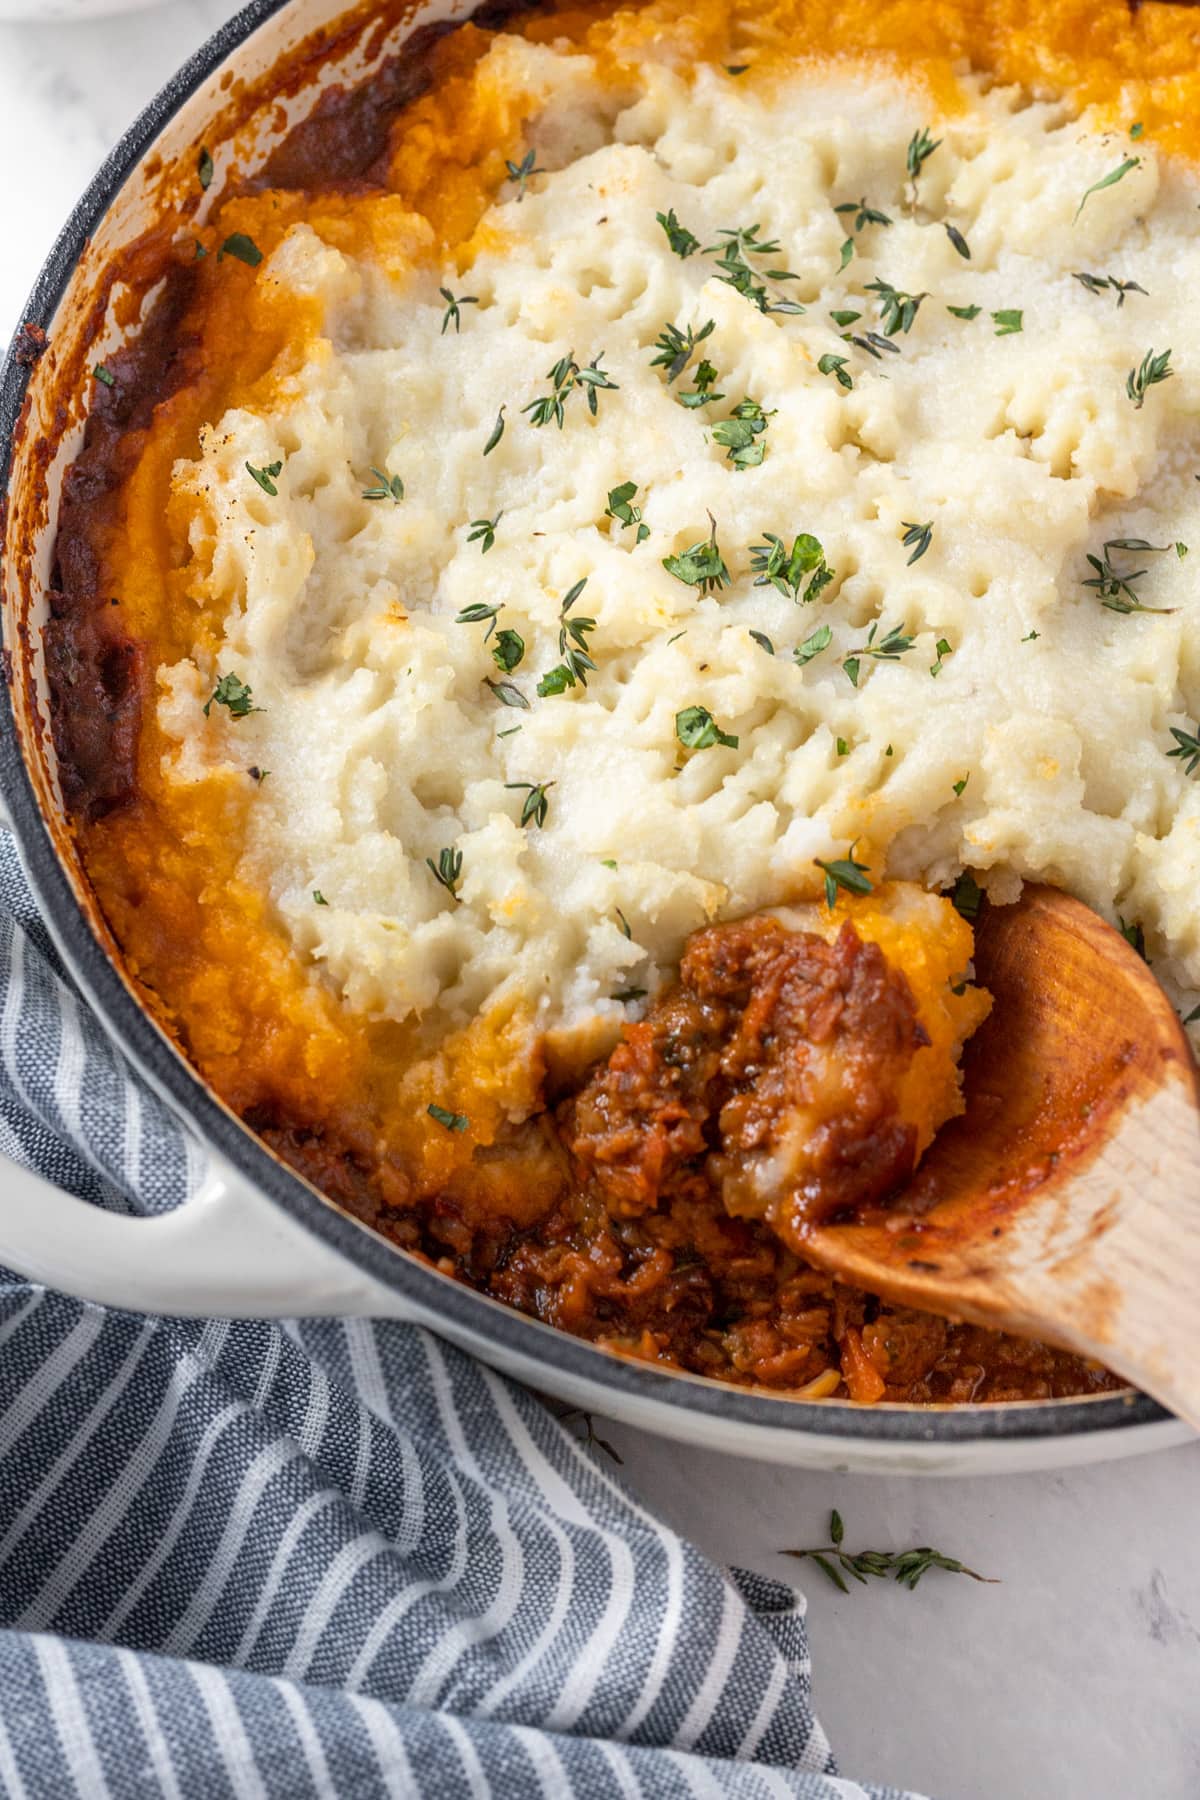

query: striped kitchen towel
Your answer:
[0,829,922,1800]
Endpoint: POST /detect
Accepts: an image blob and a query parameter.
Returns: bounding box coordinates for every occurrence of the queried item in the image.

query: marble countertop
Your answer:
[1,5,1197,1794]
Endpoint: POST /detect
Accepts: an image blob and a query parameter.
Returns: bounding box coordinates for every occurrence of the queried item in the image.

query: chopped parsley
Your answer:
[428,1102,470,1132]
[197,146,214,190]
[1072,271,1147,308]
[656,208,701,258]
[662,515,731,594]
[467,512,501,553]
[483,406,506,455]
[362,466,404,502]
[426,846,463,901]
[523,350,618,428]
[1074,156,1140,223]
[815,850,873,909]
[818,352,853,390]
[440,287,479,334]
[606,481,650,543]
[992,309,1023,335]
[218,232,262,267]
[843,621,915,686]
[712,397,772,469]
[865,278,928,337]
[204,673,259,719]
[538,578,597,695]
[750,531,833,602]
[900,519,933,565]
[505,147,543,201]
[246,459,282,497]
[505,780,553,828]
[1126,347,1172,408]
[675,705,739,751]
[794,624,832,666]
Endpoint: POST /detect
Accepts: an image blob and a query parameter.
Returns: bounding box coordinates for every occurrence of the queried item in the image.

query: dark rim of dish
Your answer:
[0,0,1170,1444]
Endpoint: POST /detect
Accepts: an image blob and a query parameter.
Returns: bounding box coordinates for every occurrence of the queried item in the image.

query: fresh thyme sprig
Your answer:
[1074,156,1140,223]
[1072,271,1147,308]
[1082,538,1177,614]
[1167,725,1200,775]
[523,351,618,428]
[440,287,479,334]
[505,780,554,827]
[455,601,501,642]
[704,224,806,315]
[834,197,892,233]
[843,622,915,685]
[905,125,941,209]
[784,1509,997,1594]
[425,846,463,901]
[814,850,872,909]
[656,208,700,258]
[362,466,404,503]
[537,578,596,695]
[864,278,928,338]
[650,318,716,387]
[712,397,772,469]
[662,515,731,594]
[1126,348,1172,409]
[505,147,543,201]
[606,481,650,543]
[900,520,933,565]
[468,512,501,554]
[750,531,833,601]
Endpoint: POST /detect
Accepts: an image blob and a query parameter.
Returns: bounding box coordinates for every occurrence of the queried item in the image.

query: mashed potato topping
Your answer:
[159,36,1200,1054]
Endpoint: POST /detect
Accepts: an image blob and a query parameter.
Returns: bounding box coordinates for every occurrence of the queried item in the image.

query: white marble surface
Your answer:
[1,6,1198,1795]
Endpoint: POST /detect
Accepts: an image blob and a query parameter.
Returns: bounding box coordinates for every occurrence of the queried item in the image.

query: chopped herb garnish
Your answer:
[601,859,618,869]
[815,850,872,909]
[426,846,463,900]
[725,63,749,75]
[538,577,596,695]
[951,871,983,922]
[468,512,501,553]
[947,303,981,320]
[830,308,862,327]
[204,673,259,719]
[505,147,543,201]
[197,146,214,190]
[751,531,832,602]
[848,331,902,360]
[497,725,522,737]
[505,780,553,828]
[679,356,725,409]
[930,636,953,677]
[1118,916,1146,959]
[905,126,941,204]
[794,624,832,666]
[428,1102,470,1132]
[991,309,1023,336]
[1021,629,1041,642]
[484,676,530,709]
[605,481,650,543]
[650,317,716,386]
[362,466,404,502]
[218,232,262,267]
[784,1509,996,1594]
[838,238,855,272]
[1126,347,1172,408]
[1185,1004,1200,1026]
[313,890,328,905]
[704,224,805,314]
[440,287,479,334]
[656,209,701,258]
[900,520,933,565]
[246,459,282,497]
[456,600,501,641]
[865,278,928,337]
[92,363,115,388]
[1131,122,1144,140]
[483,406,506,455]
[835,197,892,232]
[663,515,731,594]
[1072,271,1147,308]
[712,397,772,469]
[675,705,739,751]
[1083,538,1176,614]
[491,627,524,672]
[523,350,618,428]
[952,774,969,796]
[749,630,775,655]
[1167,725,1200,776]
[843,621,915,686]
[1074,156,1140,223]
[615,907,633,939]
[944,223,971,259]
[818,352,853,390]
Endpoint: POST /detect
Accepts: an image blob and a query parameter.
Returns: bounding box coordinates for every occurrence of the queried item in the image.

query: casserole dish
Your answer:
[0,0,1190,1471]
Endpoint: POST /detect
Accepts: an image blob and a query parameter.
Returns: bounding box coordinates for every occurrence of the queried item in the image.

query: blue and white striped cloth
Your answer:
[0,830,922,1799]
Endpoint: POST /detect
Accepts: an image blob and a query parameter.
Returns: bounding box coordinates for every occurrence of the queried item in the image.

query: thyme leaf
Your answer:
[468,512,501,553]
[676,705,739,750]
[814,851,873,909]
[1168,725,1200,776]
[440,287,479,335]
[505,780,554,828]
[362,466,404,502]
[523,350,618,428]
[1074,156,1140,223]
[425,846,463,901]
[505,147,543,201]
[900,519,933,565]
[656,208,700,258]
[663,514,731,594]
[1126,347,1172,409]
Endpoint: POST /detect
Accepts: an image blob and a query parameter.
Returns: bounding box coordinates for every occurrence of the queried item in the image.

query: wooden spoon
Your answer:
[802,884,1200,1425]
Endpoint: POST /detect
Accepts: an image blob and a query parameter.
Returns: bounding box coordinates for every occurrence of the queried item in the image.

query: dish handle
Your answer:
[0,1145,410,1318]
